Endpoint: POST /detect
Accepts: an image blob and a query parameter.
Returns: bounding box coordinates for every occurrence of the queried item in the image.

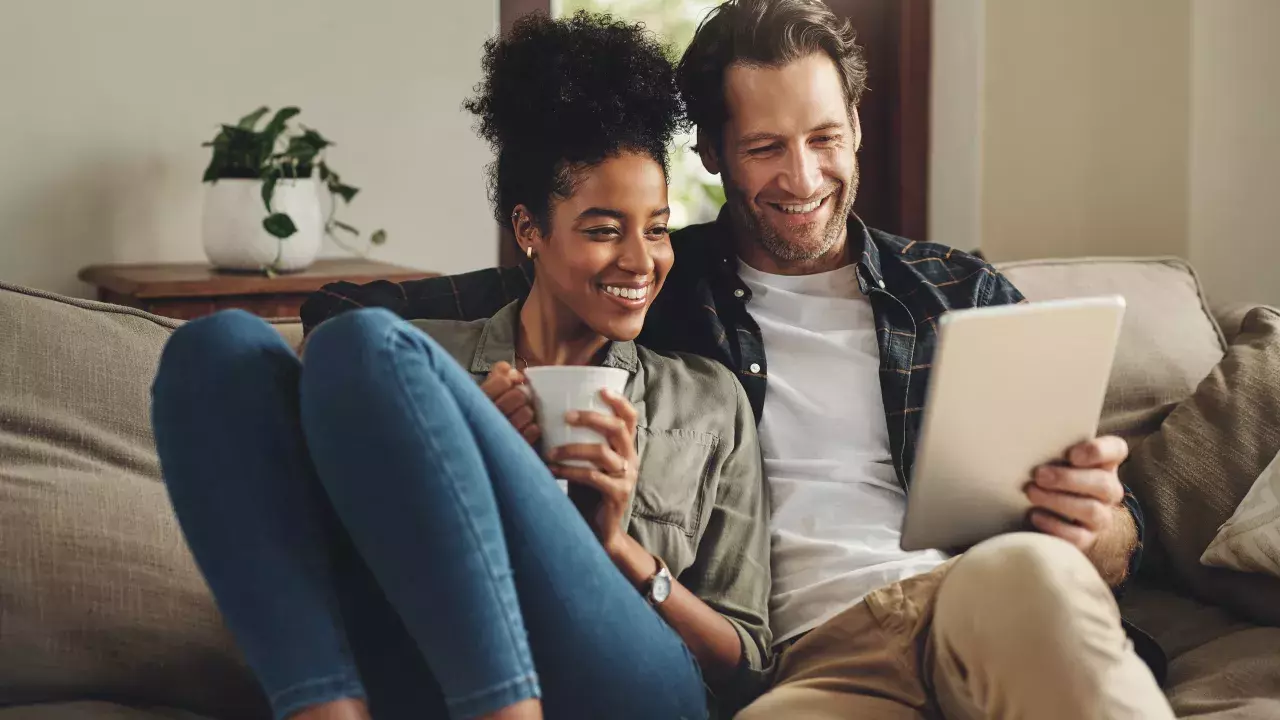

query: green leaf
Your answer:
[260,174,277,212]
[262,213,298,239]
[318,162,331,181]
[331,182,359,203]
[237,106,270,130]
[299,128,330,150]
[333,220,359,235]
[370,229,387,246]
[262,106,301,138]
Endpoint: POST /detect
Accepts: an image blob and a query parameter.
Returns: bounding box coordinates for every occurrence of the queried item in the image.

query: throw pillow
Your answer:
[1202,451,1280,577]
[1119,306,1280,627]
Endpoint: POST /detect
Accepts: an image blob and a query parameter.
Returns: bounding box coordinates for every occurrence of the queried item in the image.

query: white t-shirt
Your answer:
[738,262,948,644]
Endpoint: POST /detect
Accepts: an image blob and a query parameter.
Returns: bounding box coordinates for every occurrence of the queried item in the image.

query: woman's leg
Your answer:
[151,310,439,720]
[301,308,707,720]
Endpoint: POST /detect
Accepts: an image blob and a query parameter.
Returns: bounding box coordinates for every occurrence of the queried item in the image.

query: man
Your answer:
[301,1,1172,717]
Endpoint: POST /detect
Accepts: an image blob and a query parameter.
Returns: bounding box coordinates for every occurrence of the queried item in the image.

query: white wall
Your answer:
[1188,0,1280,308]
[0,0,498,298]
[928,0,985,254]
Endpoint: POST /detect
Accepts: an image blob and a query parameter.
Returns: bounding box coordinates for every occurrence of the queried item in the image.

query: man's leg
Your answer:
[736,568,949,720]
[929,532,1174,720]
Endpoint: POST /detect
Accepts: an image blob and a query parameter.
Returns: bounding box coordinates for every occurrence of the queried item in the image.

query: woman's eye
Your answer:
[584,227,621,239]
[647,226,669,239]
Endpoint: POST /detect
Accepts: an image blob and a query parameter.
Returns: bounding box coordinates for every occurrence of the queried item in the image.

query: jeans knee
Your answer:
[155,309,287,400]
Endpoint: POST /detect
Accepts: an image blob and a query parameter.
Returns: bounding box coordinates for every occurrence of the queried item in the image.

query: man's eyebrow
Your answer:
[738,122,845,145]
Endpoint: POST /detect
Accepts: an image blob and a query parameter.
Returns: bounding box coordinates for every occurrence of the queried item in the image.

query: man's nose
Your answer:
[778,147,825,200]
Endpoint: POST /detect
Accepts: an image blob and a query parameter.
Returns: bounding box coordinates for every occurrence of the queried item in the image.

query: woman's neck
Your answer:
[516,284,610,367]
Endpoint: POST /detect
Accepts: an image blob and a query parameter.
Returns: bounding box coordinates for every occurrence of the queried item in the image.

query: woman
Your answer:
[152,12,770,720]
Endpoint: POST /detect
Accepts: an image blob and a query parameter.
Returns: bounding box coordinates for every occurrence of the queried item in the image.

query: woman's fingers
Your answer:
[494,385,532,417]
[565,410,629,456]
[547,443,626,475]
[549,463,623,498]
[599,389,638,428]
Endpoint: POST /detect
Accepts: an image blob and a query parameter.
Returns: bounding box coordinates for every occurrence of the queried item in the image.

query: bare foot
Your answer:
[290,699,371,720]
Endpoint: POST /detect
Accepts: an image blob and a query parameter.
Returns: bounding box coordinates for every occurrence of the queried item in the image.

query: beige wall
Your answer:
[1188,0,1280,308]
[0,0,498,298]
[978,0,1192,262]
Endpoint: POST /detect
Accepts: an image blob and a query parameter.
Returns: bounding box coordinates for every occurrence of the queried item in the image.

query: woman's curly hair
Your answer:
[464,11,687,228]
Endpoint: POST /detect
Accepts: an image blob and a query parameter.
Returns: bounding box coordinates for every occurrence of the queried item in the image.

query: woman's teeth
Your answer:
[603,285,647,301]
[776,196,826,214]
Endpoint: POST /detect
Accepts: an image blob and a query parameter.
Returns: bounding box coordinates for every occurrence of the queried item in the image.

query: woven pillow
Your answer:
[1119,306,1280,626]
[0,282,267,717]
[1201,451,1280,577]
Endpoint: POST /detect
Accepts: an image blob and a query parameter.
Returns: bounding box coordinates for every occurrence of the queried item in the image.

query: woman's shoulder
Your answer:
[409,317,489,371]
[634,346,748,430]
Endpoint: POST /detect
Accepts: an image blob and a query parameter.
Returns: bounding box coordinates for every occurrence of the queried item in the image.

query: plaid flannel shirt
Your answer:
[300,212,1146,584]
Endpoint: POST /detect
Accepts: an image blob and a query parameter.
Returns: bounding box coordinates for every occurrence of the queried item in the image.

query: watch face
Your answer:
[651,568,673,604]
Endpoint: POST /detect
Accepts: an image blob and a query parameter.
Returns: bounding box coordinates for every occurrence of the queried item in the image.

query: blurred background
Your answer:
[1,0,1275,306]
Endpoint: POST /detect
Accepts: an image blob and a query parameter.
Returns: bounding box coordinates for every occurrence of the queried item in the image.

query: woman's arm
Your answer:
[550,381,772,701]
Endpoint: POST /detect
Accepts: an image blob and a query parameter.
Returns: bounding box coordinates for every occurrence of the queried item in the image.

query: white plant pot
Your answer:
[202,177,324,272]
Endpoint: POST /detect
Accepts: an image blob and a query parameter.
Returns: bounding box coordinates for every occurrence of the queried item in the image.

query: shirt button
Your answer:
[733,289,745,299]
[878,280,887,289]
[749,363,762,374]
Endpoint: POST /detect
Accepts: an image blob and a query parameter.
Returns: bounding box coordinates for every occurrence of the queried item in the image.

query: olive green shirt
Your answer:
[411,301,772,710]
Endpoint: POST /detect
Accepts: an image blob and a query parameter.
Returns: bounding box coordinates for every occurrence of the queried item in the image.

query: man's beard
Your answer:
[723,163,858,263]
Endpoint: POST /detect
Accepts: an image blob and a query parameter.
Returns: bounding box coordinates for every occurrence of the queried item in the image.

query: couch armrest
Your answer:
[1214,303,1277,345]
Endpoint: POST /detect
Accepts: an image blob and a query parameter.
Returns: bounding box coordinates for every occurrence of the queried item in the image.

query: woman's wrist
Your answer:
[605,534,659,589]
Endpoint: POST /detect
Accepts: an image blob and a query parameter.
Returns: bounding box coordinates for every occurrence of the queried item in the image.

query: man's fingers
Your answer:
[1028,509,1094,551]
[1033,466,1125,505]
[1026,485,1111,531]
[1068,436,1129,470]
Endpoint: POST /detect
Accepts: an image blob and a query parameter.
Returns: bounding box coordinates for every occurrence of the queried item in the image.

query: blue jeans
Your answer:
[152,309,706,720]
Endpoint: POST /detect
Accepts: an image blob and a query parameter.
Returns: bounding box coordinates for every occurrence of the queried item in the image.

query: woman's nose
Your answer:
[617,233,655,276]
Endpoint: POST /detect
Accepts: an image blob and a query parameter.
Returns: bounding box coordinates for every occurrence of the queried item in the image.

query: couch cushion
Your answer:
[996,257,1225,442]
[1200,448,1280,578]
[1121,583,1280,718]
[0,701,218,720]
[1117,307,1280,626]
[0,282,266,718]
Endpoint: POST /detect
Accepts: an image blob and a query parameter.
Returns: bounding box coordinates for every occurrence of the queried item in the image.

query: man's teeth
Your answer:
[604,285,647,300]
[776,197,825,214]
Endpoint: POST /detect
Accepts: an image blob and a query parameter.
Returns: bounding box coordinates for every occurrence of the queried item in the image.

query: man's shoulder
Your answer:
[869,227,991,275]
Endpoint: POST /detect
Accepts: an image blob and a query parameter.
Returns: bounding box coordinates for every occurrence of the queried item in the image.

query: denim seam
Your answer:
[269,672,365,719]
[378,319,537,691]
[446,670,539,709]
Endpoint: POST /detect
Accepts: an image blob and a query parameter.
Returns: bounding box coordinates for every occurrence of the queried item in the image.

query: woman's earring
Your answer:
[525,245,536,261]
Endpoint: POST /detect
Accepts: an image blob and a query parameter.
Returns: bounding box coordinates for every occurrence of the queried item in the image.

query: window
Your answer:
[554,0,725,228]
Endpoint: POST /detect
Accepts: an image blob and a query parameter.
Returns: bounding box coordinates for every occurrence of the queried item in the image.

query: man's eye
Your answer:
[813,135,838,145]
[747,144,779,156]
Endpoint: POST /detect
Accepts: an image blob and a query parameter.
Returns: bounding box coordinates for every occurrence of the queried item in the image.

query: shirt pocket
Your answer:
[631,426,719,538]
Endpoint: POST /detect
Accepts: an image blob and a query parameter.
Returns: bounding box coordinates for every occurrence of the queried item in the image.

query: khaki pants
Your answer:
[738,533,1174,719]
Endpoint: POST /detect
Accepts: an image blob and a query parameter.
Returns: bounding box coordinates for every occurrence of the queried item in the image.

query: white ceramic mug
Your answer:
[523,366,629,492]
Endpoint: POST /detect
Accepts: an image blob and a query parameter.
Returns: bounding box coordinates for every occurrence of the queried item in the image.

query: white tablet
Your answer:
[899,296,1126,552]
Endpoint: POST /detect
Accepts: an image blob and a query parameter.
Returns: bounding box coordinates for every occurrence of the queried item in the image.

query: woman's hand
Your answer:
[479,361,541,446]
[546,389,641,559]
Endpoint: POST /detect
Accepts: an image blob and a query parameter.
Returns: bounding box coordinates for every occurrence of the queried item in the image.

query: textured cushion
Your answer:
[0,701,217,720]
[1202,450,1280,577]
[0,282,266,718]
[1121,583,1280,718]
[996,257,1225,442]
[1118,307,1280,626]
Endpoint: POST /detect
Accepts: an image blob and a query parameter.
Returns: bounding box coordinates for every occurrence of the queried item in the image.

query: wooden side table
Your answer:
[78,259,435,320]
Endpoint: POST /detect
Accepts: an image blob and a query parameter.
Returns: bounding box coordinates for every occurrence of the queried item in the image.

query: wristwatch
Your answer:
[645,554,673,606]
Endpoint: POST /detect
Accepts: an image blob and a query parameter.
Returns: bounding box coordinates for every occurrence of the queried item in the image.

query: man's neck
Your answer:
[517,285,610,367]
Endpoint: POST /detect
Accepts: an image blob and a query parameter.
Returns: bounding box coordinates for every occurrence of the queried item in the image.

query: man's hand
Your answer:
[1025,436,1137,585]
[479,361,541,446]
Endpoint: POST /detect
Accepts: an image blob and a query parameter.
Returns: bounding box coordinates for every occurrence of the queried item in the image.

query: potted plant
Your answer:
[200,106,386,274]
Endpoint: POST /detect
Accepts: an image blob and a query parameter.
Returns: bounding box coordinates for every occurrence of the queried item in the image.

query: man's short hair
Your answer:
[677,0,868,151]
